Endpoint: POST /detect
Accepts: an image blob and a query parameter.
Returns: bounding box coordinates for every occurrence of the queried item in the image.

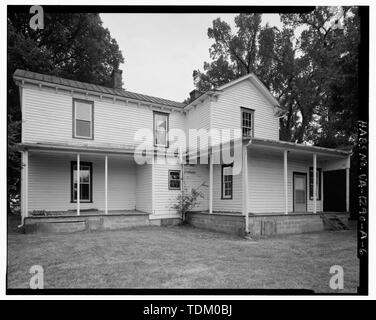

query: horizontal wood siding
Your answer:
[210,80,279,140]
[22,85,184,147]
[28,153,136,212]
[183,164,209,211]
[135,164,153,213]
[152,162,182,217]
[248,151,323,213]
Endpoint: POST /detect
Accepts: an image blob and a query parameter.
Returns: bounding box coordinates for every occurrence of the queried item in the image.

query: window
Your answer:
[309,167,321,200]
[71,162,92,202]
[154,112,169,147]
[241,107,254,137]
[221,164,233,199]
[168,170,181,190]
[73,99,93,139]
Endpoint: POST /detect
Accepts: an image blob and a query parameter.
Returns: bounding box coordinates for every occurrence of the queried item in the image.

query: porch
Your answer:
[18,142,153,226]
[186,211,351,237]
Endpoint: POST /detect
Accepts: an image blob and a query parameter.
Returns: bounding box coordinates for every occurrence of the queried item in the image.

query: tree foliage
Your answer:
[193,7,360,147]
[7,12,124,212]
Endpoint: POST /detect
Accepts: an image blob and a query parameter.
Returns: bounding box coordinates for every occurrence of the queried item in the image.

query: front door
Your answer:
[293,173,307,212]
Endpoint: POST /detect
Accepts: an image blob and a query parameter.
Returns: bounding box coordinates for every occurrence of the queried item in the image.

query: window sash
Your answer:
[154,113,168,146]
[222,165,233,199]
[241,108,253,137]
[169,170,181,190]
[72,163,92,202]
[74,100,93,138]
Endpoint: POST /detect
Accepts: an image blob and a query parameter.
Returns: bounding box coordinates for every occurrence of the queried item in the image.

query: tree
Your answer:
[192,8,360,146]
[7,12,124,213]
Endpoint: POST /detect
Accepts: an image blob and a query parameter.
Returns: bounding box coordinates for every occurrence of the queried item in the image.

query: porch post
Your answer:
[77,153,80,216]
[21,150,29,223]
[313,153,317,214]
[209,151,213,214]
[105,155,108,215]
[346,155,350,212]
[242,143,249,233]
[284,150,288,215]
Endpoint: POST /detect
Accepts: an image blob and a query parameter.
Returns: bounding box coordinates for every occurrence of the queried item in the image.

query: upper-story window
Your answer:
[241,107,254,137]
[154,111,169,147]
[73,99,94,139]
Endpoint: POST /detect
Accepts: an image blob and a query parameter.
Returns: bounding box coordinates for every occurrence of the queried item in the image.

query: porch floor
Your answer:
[29,209,148,218]
[193,210,349,217]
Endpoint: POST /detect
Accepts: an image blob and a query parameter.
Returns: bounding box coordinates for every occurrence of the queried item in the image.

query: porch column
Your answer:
[209,151,213,214]
[283,150,288,215]
[21,150,29,223]
[105,155,108,215]
[242,144,249,233]
[77,153,80,216]
[313,153,317,214]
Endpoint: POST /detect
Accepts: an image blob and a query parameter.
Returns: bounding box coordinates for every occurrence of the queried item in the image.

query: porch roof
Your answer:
[184,137,351,160]
[17,142,136,156]
[247,138,351,158]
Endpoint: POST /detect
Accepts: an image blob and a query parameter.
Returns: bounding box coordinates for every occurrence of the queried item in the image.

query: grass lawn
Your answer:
[7,215,359,292]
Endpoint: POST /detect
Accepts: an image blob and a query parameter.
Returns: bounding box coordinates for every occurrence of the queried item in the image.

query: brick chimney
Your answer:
[189,89,201,102]
[111,69,123,89]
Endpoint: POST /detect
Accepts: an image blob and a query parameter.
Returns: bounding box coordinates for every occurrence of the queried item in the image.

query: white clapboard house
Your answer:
[14,69,351,234]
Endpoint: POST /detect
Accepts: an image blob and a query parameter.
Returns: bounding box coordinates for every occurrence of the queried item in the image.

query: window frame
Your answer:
[241,107,255,137]
[221,164,233,200]
[70,161,93,203]
[168,169,181,190]
[72,98,94,140]
[309,167,322,200]
[153,111,169,148]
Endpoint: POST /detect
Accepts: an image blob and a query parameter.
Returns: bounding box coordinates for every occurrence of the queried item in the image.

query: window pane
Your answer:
[75,101,92,121]
[156,129,166,145]
[76,120,91,137]
[80,168,90,183]
[80,184,90,200]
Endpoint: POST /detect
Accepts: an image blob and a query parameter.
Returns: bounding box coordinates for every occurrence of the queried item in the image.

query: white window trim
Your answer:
[73,99,94,140]
[154,111,169,147]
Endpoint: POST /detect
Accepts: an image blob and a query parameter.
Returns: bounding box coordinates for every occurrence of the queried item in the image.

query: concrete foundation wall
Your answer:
[186,212,245,236]
[248,214,324,236]
[24,213,150,233]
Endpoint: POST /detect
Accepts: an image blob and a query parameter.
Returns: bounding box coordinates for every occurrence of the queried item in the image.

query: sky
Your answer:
[100,13,282,102]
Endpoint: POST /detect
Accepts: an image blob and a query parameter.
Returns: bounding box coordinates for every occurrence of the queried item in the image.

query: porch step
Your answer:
[320,214,350,231]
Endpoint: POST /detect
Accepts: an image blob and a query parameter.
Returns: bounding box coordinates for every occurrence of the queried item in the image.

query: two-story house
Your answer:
[13,69,351,234]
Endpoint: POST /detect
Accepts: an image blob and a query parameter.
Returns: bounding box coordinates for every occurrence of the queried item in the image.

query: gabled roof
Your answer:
[185,73,280,109]
[13,69,185,109]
